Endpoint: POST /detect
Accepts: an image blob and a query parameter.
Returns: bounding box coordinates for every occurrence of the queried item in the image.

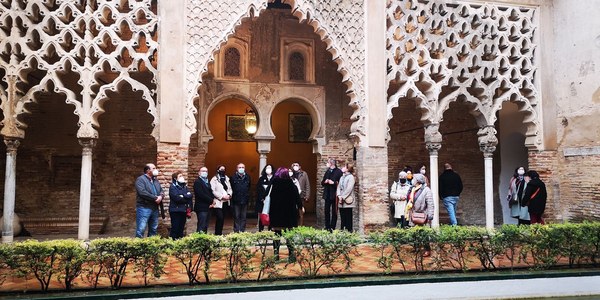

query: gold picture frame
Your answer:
[226,115,254,142]
[289,113,312,143]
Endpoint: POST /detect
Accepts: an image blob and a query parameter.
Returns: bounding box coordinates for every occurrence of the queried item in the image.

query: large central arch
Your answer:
[183,0,366,145]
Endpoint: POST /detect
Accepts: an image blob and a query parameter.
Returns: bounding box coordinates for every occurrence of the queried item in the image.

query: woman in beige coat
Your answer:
[337,163,356,232]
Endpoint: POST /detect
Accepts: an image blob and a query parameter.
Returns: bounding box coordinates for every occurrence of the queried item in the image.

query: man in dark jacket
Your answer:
[193,166,214,233]
[231,163,251,233]
[135,163,164,238]
[321,158,343,231]
[439,163,463,226]
[523,170,547,224]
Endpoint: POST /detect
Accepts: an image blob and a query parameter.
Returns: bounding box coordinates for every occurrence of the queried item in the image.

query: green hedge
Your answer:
[1,222,599,293]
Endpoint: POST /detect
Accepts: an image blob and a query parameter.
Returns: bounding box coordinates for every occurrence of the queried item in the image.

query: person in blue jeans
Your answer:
[135,163,165,237]
[439,163,463,226]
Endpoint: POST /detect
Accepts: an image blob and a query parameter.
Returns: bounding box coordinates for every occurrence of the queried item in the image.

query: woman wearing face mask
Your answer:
[390,171,412,228]
[256,164,274,232]
[507,166,530,225]
[169,171,193,239]
[209,165,232,235]
[337,164,356,232]
[407,173,434,256]
[415,163,430,187]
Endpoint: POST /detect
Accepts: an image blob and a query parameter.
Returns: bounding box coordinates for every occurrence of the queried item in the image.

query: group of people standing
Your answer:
[134,162,314,240]
[389,164,459,228]
[134,160,547,240]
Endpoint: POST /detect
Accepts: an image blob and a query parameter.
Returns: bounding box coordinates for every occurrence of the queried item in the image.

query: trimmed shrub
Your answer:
[284,227,361,278]
[170,233,224,285]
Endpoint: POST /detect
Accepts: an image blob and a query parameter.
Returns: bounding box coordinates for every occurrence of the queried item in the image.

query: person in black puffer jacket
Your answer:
[169,171,193,239]
[522,170,547,224]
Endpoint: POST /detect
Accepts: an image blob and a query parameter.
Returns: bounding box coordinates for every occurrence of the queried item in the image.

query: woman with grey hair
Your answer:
[407,173,434,256]
[407,173,434,226]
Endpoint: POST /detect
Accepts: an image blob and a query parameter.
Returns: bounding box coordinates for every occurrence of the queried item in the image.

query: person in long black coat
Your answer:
[193,166,214,233]
[256,164,274,232]
[522,170,547,224]
[269,167,302,262]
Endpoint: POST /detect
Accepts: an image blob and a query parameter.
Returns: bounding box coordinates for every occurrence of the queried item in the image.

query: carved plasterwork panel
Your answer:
[386,0,542,149]
[0,0,159,140]
[185,0,365,144]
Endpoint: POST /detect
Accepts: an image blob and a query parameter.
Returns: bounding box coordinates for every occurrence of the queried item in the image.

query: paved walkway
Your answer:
[136,275,600,300]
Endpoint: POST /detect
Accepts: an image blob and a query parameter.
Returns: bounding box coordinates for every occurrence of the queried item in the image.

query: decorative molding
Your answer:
[386,0,541,150]
[563,147,600,157]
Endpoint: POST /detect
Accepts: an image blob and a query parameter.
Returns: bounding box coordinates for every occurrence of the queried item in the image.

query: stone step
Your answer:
[20,216,109,236]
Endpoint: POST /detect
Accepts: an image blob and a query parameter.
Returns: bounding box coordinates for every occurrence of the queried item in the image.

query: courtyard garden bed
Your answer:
[0,223,599,295]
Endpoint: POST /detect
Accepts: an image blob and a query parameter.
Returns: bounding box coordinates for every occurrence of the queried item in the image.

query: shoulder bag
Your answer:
[411,211,428,225]
[260,185,273,226]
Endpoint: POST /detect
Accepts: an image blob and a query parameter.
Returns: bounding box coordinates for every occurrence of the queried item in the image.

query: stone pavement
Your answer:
[135,275,600,300]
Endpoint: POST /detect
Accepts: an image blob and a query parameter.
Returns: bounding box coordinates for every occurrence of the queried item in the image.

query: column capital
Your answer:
[3,137,21,154]
[424,123,442,155]
[478,126,498,155]
[78,138,97,155]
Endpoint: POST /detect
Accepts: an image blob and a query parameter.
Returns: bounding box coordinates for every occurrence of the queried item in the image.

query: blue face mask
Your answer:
[200,171,208,179]
[238,168,245,175]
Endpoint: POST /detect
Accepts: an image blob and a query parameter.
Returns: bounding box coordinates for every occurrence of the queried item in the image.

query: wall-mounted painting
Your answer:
[289,113,312,143]
[226,115,254,142]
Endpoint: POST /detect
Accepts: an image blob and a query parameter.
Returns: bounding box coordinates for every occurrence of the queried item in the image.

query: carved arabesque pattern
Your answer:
[386,0,541,148]
[0,0,159,139]
[185,0,366,143]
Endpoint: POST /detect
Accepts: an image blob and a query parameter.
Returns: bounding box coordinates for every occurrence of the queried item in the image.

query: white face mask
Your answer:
[177,177,186,184]
[152,169,159,177]
[517,169,525,176]
[265,167,272,175]
[200,171,208,178]
[293,166,300,172]
[238,168,245,174]
[288,171,294,177]
[420,169,426,175]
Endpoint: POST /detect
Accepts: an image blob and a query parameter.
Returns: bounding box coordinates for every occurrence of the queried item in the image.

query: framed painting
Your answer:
[289,113,312,143]
[226,115,254,142]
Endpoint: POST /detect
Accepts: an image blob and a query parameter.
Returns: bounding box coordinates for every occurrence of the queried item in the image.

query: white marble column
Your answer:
[258,153,267,174]
[2,138,20,243]
[478,126,498,230]
[484,152,494,230]
[256,139,272,173]
[427,142,441,229]
[425,124,442,229]
[78,138,96,241]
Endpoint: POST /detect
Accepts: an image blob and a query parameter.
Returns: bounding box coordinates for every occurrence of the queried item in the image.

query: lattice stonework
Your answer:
[0,0,159,139]
[185,0,366,142]
[386,0,541,147]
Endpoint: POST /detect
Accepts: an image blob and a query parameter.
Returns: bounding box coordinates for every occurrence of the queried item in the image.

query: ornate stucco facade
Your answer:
[0,0,599,242]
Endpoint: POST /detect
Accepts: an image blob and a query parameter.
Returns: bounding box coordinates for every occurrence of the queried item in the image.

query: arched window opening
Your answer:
[288,51,305,81]
[224,47,241,77]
